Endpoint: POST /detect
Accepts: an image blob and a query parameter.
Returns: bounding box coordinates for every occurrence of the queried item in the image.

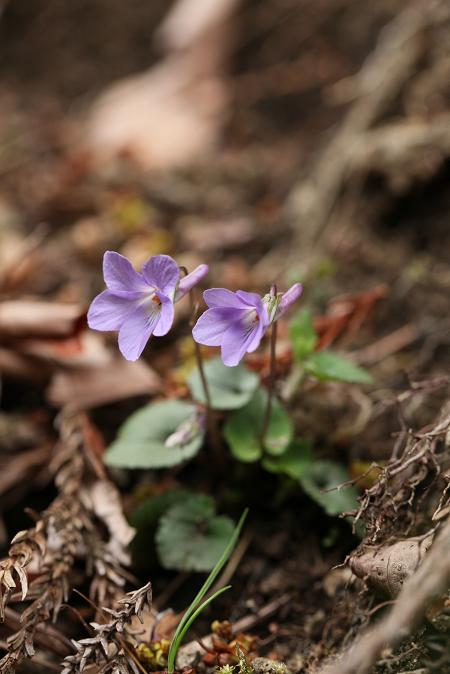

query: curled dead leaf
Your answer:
[80,480,135,551]
[350,532,434,597]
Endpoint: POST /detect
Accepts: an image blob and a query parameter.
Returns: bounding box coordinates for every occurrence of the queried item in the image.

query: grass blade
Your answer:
[167,586,231,673]
[167,508,248,674]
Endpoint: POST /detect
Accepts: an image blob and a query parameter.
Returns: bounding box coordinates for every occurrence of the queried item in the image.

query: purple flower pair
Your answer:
[88,251,302,364]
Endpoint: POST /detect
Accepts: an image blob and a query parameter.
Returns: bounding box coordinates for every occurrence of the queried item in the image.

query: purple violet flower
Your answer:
[87,251,208,361]
[192,283,302,366]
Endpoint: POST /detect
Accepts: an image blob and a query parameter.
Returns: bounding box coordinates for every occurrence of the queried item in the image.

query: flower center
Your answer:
[243,309,259,329]
[140,291,163,315]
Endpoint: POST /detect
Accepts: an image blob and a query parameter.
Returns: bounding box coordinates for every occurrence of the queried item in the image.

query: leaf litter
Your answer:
[0,1,450,673]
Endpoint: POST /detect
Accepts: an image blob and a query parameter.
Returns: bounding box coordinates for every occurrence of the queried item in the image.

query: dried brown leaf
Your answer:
[48,354,161,409]
[350,533,434,597]
[0,301,84,339]
[81,481,135,549]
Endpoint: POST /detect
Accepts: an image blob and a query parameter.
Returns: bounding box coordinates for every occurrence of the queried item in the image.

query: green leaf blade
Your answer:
[224,389,294,462]
[130,490,191,530]
[155,494,235,572]
[299,460,359,516]
[105,399,204,469]
[262,439,313,479]
[305,351,373,384]
[188,357,259,410]
[168,585,231,673]
[290,309,318,361]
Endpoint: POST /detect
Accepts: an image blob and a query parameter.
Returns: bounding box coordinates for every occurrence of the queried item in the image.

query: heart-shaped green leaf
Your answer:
[224,388,293,463]
[262,439,313,479]
[299,460,359,516]
[130,489,190,570]
[105,400,204,469]
[305,351,373,384]
[130,489,191,530]
[290,309,318,362]
[156,494,235,572]
[188,357,259,410]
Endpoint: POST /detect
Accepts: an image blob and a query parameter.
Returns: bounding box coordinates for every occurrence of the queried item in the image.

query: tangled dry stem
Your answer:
[321,397,450,673]
[61,582,152,674]
[351,395,450,545]
[0,410,133,673]
[320,515,450,674]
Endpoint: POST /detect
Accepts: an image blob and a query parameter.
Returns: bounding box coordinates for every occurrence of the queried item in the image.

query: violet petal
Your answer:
[176,264,209,301]
[117,303,161,361]
[235,290,264,308]
[192,307,247,346]
[103,251,148,295]
[276,283,303,319]
[246,318,266,352]
[87,290,139,331]
[142,254,180,295]
[203,288,249,309]
[220,321,262,367]
[153,294,175,336]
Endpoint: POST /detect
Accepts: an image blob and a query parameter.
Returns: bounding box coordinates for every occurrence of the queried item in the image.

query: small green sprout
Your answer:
[217,665,235,674]
[167,509,248,674]
[135,640,170,669]
[236,643,254,674]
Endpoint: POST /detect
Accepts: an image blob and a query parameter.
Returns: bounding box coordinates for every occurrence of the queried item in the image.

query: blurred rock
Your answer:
[87,0,241,171]
[178,216,254,253]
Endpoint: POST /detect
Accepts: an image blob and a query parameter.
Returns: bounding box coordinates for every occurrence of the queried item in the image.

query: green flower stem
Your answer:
[193,333,222,455]
[260,319,278,451]
[187,288,221,456]
[193,337,213,419]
